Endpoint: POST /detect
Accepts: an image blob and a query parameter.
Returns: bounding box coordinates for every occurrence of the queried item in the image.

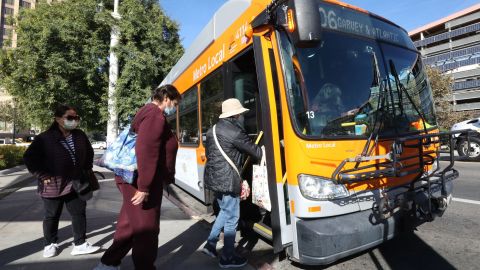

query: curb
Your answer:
[163,186,273,270]
[163,187,204,219]
[0,174,35,200]
[0,165,27,176]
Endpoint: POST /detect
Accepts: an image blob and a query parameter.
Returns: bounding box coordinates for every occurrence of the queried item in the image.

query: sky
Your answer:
[160,0,480,49]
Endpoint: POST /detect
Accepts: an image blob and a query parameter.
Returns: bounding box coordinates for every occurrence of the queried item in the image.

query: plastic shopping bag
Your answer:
[99,126,138,184]
[252,148,271,211]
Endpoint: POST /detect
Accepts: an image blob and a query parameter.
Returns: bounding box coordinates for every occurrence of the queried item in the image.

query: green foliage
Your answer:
[1,0,111,130]
[0,100,30,133]
[114,0,184,122]
[0,101,14,123]
[0,0,183,131]
[427,66,454,130]
[427,66,479,129]
[0,145,26,170]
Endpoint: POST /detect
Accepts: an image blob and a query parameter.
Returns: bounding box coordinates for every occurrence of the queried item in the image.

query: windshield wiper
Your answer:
[354,52,387,168]
[388,59,428,134]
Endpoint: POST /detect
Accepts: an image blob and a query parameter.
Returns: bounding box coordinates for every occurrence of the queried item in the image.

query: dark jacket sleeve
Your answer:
[83,132,94,170]
[135,112,165,192]
[232,129,262,162]
[23,135,50,180]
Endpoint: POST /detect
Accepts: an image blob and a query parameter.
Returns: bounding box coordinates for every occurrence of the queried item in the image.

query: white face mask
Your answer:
[164,105,176,116]
[63,119,79,130]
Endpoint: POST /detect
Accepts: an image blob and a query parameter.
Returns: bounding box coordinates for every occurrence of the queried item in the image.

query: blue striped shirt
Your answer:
[60,134,76,165]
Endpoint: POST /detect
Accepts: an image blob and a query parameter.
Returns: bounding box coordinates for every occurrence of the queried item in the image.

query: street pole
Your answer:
[106,0,120,146]
[12,99,16,145]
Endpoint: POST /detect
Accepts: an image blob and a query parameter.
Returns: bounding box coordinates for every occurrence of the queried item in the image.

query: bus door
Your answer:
[228,48,273,240]
[251,35,294,253]
[175,85,205,201]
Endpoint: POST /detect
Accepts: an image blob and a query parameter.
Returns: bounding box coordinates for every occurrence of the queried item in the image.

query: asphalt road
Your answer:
[449,160,479,201]
[263,159,480,270]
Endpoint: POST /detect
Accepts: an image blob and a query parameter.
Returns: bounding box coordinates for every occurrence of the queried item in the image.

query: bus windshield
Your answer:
[278,29,437,139]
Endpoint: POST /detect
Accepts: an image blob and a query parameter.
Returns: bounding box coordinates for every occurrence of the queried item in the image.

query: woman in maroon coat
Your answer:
[95,85,181,270]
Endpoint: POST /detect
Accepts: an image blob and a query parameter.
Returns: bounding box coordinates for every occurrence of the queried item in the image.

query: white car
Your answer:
[91,141,107,150]
[451,117,480,161]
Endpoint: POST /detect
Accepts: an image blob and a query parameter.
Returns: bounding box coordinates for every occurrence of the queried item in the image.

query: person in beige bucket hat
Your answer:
[219,98,250,119]
[202,98,262,268]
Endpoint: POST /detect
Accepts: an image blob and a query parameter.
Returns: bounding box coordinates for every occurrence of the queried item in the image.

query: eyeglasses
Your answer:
[65,115,81,121]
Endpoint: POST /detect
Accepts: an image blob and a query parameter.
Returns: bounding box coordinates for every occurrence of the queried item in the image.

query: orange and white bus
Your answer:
[161,0,460,265]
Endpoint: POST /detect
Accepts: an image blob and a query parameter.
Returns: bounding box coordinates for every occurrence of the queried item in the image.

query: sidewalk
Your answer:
[0,166,260,270]
[0,165,35,200]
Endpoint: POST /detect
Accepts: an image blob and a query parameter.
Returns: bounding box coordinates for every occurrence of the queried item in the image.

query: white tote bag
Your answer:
[252,148,271,211]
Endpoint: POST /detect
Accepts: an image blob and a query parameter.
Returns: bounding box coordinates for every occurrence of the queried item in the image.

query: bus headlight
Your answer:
[298,174,349,200]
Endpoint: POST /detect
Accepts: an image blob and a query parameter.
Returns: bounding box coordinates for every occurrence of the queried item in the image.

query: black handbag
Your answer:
[82,169,100,192]
[72,170,100,194]
[72,177,91,194]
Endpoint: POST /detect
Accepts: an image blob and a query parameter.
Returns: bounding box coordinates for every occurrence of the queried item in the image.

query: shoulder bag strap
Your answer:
[213,125,241,178]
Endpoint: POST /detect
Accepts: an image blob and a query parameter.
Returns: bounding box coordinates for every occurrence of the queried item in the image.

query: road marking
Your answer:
[453,197,480,205]
[99,178,115,182]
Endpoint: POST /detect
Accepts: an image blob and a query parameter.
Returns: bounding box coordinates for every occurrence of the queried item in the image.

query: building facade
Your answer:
[0,0,37,48]
[409,4,480,113]
[0,0,37,135]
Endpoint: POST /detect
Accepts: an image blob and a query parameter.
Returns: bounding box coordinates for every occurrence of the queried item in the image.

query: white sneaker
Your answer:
[93,262,120,270]
[43,243,59,258]
[70,241,101,255]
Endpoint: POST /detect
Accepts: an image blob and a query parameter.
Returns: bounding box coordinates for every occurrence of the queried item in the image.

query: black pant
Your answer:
[42,192,87,246]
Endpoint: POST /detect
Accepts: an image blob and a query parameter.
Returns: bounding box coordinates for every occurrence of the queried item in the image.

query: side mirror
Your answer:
[290,0,322,47]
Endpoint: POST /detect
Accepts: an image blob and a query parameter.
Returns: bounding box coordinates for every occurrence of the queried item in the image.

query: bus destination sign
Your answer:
[317,1,415,50]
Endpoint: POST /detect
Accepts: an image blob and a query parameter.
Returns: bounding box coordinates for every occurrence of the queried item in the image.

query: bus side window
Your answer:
[166,107,177,136]
[201,71,224,144]
[231,49,261,137]
[178,86,199,145]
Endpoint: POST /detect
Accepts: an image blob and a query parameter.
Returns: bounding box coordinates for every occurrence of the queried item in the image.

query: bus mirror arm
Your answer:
[251,0,322,47]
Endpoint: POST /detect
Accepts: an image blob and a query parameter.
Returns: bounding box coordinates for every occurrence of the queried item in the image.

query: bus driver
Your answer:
[309,83,344,134]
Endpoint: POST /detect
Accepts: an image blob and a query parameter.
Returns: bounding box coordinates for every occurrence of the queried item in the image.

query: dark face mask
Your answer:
[237,115,245,126]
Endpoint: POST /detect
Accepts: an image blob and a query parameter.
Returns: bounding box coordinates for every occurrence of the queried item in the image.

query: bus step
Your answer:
[253,222,273,241]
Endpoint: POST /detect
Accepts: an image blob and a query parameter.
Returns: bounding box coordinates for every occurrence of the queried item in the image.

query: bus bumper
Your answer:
[294,178,454,265]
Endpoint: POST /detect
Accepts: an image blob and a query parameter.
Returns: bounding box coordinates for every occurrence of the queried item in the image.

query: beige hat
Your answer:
[219,98,249,118]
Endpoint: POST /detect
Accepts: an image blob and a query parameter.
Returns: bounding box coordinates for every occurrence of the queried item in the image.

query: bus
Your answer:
[161,0,462,265]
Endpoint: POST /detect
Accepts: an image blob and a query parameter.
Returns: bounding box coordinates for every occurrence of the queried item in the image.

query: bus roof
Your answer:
[160,0,254,86]
[160,0,403,87]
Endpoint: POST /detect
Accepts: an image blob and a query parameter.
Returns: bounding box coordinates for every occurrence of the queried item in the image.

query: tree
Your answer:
[0,101,15,128]
[426,66,455,130]
[0,100,30,134]
[427,66,479,130]
[0,0,183,131]
[114,0,184,123]
[1,0,111,130]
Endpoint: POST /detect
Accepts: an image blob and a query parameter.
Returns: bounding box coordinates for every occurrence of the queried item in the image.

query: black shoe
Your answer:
[202,243,218,258]
[219,255,247,268]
